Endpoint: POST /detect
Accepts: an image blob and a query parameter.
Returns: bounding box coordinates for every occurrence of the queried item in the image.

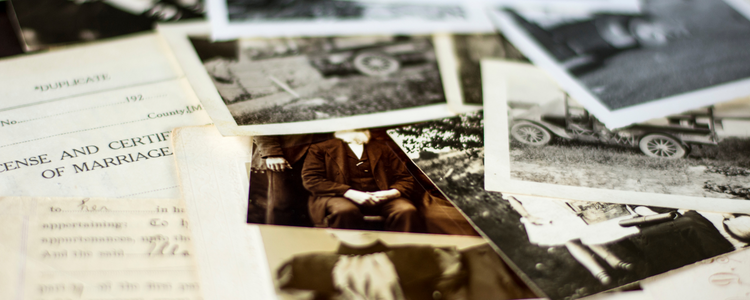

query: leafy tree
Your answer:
[391,111,483,155]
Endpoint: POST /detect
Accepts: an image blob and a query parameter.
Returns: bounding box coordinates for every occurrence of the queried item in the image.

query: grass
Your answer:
[510,137,750,171]
[235,67,445,125]
[691,137,750,168]
[414,150,482,182]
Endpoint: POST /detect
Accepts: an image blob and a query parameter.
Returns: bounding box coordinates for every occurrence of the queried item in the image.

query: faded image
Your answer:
[452,34,526,105]
[507,95,750,201]
[260,226,536,300]
[189,35,446,125]
[226,0,466,22]
[479,60,750,203]
[388,112,749,300]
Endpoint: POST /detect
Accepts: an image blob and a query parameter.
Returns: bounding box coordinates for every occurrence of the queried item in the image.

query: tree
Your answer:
[391,111,483,154]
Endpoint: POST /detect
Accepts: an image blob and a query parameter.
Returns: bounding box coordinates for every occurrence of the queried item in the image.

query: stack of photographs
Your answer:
[162,24,536,300]
[4,0,750,299]
[383,59,750,299]
[156,1,750,299]
[160,17,750,299]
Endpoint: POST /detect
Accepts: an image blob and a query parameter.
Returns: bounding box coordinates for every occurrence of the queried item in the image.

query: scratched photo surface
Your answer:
[387,112,748,300]
[247,127,478,237]
[189,35,446,126]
